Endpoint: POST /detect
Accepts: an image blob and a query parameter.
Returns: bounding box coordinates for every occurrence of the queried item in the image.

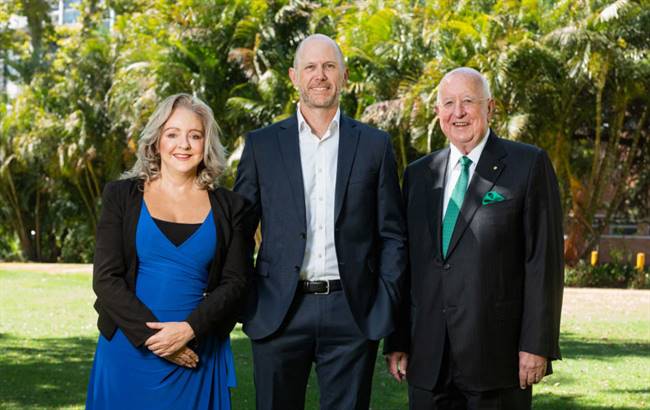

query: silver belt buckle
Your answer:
[314,280,330,295]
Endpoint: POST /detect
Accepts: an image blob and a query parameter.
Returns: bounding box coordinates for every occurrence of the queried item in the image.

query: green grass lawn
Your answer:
[1,268,648,409]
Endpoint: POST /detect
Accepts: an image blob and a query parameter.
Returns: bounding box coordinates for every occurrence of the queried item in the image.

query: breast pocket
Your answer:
[478,196,521,225]
[482,197,518,211]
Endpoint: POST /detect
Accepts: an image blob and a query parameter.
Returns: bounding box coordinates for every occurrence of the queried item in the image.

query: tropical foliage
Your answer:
[1,0,648,263]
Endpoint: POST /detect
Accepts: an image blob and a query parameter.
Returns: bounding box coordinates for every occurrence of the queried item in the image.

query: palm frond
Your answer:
[597,0,630,23]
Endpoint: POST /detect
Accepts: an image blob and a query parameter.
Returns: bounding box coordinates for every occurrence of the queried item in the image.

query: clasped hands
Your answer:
[385,351,547,389]
[144,321,198,368]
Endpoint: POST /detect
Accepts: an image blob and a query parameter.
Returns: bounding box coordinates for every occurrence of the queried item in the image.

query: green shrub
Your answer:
[0,231,23,261]
[629,270,650,289]
[59,223,95,263]
[565,260,649,289]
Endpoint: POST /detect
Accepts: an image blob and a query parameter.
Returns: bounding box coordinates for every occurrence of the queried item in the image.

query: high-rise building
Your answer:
[1,0,114,100]
[53,0,82,26]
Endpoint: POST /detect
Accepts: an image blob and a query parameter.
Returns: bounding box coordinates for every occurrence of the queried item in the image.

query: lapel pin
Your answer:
[493,165,498,171]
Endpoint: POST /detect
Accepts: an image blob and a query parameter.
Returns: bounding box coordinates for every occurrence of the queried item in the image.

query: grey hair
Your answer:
[121,93,226,190]
[293,34,346,72]
[436,67,492,104]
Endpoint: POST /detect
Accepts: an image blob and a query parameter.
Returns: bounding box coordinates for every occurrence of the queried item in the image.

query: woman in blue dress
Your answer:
[86,93,254,409]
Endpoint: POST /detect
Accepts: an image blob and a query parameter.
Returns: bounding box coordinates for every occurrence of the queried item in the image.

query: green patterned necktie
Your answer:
[442,155,472,258]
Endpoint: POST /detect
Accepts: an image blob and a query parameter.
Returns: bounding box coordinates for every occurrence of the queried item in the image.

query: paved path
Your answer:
[0,262,92,274]
[0,262,650,294]
[562,286,650,321]
[0,263,648,307]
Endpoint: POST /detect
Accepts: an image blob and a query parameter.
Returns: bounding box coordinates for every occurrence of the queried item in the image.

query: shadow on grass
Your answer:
[608,388,650,394]
[229,335,410,409]
[0,335,97,408]
[230,335,257,409]
[0,333,279,410]
[0,331,646,409]
[534,393,641,410]
[560,332,650,360]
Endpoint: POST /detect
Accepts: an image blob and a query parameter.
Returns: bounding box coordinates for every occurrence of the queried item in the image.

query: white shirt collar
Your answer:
[297,103,341,136]
[448,128,490,168]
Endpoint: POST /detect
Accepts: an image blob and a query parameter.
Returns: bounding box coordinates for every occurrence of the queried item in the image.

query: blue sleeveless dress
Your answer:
[86,203,236,410]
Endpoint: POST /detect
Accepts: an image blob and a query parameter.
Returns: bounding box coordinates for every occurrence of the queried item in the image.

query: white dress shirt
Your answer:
[297,106,341,281]
[442,129,490,219]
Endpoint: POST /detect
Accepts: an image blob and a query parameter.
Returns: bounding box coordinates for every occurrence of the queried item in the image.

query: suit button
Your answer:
[443,264,451,270]
[435,257,442,264]
[299,232,306,239]
[442,308,446,314]
[294,265,300,271]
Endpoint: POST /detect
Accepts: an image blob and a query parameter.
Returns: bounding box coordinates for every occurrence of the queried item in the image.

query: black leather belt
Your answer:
[299,280,342,294]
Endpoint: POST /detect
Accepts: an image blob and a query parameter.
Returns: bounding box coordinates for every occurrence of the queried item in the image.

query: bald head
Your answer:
[293,34,345,74]
[434,67,495,154]
[436,67,491,105]
[289,34,348,112]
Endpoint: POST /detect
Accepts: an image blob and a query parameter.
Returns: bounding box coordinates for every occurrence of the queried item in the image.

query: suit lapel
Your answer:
[428,149,449,260]
[277,115,306,228]
[334,115,360,222]
[207,189,227,288]
[127,180,144,266]
[446,131,507,258]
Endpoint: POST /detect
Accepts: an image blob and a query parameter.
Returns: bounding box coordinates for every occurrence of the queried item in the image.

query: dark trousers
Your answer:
[408,334,532,410]
[251,290,379,410]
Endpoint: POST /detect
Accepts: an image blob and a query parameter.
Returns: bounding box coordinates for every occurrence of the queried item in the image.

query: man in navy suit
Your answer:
[384,67,564,409]
[234,34,407,410]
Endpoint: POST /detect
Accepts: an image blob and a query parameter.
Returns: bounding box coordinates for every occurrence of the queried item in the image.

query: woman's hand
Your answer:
[163,345,199,368]
[385,352,409,382]
[144,321,195,357]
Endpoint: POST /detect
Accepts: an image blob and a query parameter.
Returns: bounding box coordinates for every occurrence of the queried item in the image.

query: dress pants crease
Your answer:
[408,332,532,410]
[251,291,378,410]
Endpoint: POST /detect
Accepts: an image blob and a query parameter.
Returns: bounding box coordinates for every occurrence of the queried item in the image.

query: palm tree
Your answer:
[541,0,650,263]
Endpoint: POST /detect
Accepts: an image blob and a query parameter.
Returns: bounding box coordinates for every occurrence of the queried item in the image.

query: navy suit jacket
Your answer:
[385,131,564,391]
[234,113,407,341]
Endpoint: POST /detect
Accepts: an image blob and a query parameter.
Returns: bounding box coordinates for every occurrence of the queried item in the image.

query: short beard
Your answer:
[299,87,340,109]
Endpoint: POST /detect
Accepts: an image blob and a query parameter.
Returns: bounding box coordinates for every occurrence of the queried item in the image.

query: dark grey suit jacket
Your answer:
[234,113,407,341]
[385,131,564,391]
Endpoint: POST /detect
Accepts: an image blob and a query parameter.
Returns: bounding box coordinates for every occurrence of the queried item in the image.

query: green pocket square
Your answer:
[482,191,506,205]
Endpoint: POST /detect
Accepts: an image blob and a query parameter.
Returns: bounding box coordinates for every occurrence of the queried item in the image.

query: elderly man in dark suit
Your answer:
[234,34,407,410]
[385,67,564,409]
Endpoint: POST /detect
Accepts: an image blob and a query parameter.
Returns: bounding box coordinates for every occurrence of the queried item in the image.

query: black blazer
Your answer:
[385,131,564,391]
[234,113,407,341]
[92,178,255,348]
